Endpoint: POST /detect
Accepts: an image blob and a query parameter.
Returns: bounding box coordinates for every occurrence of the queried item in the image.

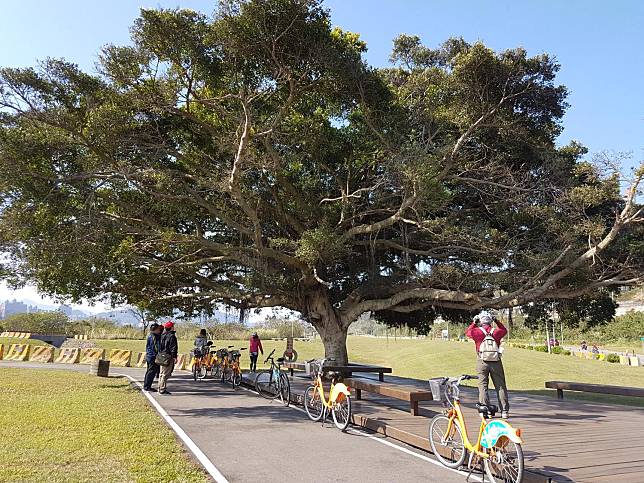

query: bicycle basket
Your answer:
[305,360,320,377]
[429,378,446,402]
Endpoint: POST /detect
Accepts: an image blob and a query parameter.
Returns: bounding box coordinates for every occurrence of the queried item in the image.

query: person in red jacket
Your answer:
[249,332,264,372]
[465,311,510,418]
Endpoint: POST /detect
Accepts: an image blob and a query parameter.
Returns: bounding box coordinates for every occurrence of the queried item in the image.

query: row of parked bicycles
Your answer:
[190,341,246,388]
[190,344,522,482]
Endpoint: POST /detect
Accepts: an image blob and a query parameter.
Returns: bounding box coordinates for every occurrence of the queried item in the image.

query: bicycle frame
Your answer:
[311,370,351,410]
[444,398,522,460]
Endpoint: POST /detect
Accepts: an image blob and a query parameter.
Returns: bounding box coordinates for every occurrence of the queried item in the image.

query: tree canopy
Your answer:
[0,0,642,362]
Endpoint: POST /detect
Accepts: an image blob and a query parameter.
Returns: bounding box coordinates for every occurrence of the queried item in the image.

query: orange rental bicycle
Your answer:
[303,358,352,431]
[191,341,213,381]
[428,375,524,483]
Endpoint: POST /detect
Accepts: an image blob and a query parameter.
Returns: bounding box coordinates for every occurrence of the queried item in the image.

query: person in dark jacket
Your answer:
[159,321,179,395]
[143,323,163,391]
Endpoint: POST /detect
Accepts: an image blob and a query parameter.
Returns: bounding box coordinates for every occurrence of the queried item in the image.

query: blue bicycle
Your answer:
[254,349,290,406]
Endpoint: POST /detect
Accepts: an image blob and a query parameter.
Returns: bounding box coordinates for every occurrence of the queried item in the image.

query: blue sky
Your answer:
[0,1,642,309]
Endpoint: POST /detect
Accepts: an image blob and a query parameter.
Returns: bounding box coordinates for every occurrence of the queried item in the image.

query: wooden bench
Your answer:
[545,381,644,400]
[345,378,433,416]
[281,361,392,381]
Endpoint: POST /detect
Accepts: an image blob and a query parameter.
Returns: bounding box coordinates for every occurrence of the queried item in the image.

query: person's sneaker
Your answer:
[146,388,157,393]
[501,411,509,419]
[159,390,171,395]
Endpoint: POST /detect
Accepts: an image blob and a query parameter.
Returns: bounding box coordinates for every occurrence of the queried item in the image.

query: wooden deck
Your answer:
[244,372,644,482]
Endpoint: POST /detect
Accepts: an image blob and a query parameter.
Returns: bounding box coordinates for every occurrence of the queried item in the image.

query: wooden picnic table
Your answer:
[281,361,392,381]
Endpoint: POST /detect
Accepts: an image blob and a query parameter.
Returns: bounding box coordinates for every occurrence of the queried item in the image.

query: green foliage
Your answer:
[534,345,549,352]
[598,311,644,340]
[606,353,621,363]
[3,312,69,334]
[551,346,571,355]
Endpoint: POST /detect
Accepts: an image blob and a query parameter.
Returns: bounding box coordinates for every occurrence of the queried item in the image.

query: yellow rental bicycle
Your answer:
[303,358,352,431]
[428,375,524,483]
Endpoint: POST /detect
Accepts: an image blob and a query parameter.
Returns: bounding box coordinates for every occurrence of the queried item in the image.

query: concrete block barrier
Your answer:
[135,352,148,367]
[5,344,31,361]
[29,345,54,363]
[619,355,630,365]
[79,348,105,364]
[629,356,640,367]
[55,348,81,364]
[109,349,132,367]
[175,353,187,370]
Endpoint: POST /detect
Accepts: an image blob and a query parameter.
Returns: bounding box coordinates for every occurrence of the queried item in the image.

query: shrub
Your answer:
[606,353,621,363]
[534,345,549,352]
[550,346,571,355]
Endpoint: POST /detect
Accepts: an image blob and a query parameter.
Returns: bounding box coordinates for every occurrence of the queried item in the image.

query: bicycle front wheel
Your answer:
[255,371,278,399]
[232,370,242,389]
[483,440,524,483]
[279,372,290,407]
[192,362,198,381]
[428,414,467,469]
[304,386,323,422]
[331,393,351,431]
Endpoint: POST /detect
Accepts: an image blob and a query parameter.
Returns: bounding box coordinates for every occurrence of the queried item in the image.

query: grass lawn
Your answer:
[0,367,207,482]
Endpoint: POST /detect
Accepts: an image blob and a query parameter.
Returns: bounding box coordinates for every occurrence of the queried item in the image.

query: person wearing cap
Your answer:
[143,323,163,391]
[158,321,179,395]
[248,331,263,372]
[466,311,510,418]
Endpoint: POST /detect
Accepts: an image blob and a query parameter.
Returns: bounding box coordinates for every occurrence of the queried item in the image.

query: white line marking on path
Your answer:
[117,373,229,483]
[238,379,483,482]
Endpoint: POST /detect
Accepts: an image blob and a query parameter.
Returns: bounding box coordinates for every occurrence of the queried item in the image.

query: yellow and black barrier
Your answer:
[109,349,132,367]
[135,352,148,367]
[5,344,31,361]
[73,335,89,340]
[0,343,3,360]
[0,332,31,339]
[79,348,105,364]
[55,348,81,364]
[29,345,54,363]
[175,353,187,370]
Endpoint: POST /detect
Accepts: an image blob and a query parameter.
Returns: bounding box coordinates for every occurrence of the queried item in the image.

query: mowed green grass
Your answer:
[0,367,207,482]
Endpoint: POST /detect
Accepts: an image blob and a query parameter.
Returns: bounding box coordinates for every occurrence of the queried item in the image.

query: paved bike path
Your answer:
[0,361,475,482]
[141,371,473,482]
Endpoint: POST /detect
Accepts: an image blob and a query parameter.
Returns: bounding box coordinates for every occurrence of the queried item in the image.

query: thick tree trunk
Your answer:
[305,288,349,365]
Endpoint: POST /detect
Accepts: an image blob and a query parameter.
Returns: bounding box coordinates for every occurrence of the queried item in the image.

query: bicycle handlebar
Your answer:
[264,348,276,364]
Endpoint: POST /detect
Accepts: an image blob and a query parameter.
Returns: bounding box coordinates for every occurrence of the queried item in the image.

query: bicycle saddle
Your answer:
[476,403,498,417]
[276,357,285,363]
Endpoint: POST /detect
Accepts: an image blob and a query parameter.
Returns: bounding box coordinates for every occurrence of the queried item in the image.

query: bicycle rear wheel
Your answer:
[484,440,524,483]
[255,370,278,399]
[192,362,198,381]
[278,372,290,406]
[428,414,467,469]
[331,393,351,431]
[212,363,221,380]
[304,386,323,422]
[197,361,207,380]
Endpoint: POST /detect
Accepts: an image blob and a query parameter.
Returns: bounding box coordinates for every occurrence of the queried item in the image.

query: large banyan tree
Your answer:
[0,0,642,363]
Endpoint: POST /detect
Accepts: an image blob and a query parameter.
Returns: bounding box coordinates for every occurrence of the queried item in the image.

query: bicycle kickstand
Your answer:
[321,407,328,428]
[465,454,483,483]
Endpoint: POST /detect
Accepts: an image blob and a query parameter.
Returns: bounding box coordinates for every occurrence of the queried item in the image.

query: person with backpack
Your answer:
[158,321,179,395]
[465,311,510,419]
